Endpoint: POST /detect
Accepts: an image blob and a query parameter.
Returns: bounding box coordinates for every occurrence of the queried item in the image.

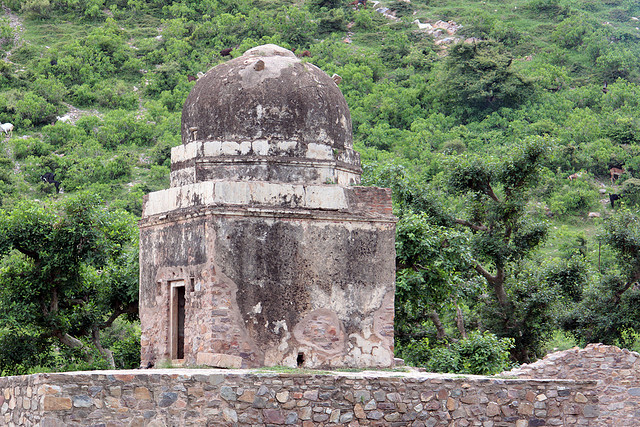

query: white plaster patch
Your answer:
[203,141,222,157]
[143,181,359,216]
[185,141,198,159]
[304,186,347,210]
[273,319,288,334]
[250,182,296,206]
[340,114,348,129]
[308,283,387,320]
[306,143,333,160]
[371,345,393,366]
[277,331,291,352]
[214,181,250,205]
[252,139,269,155]
[277,140,297,152]
[171,145,188,162]
[239,52,295,89]
[251,302,262,314]
[221,141,240,155]
[239,141,252,155]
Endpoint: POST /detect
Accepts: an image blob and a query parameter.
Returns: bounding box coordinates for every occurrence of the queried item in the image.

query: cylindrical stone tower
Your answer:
[139,44,397,369]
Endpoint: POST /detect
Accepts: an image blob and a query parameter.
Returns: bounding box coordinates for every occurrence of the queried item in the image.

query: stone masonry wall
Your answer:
[1,369,597,426]
[504,343,640,426]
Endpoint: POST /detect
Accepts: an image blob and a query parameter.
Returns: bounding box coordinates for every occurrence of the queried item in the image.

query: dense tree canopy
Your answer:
[0,193,139,372]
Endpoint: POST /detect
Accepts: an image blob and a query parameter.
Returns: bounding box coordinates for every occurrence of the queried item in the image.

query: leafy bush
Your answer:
[31,76,68,104]
[525,0,568,17]
[101,319,141,369]
[353,9,375,31]
[12,138,54,160]
[622,178,640,206]
[41,122,84,148]
[548,182,598,216]
[451,331,514,375]
[604,114,640,145]
[0,330,52,376]
[94,80,139,109]
[317,8,348,35]
[400,332,514,375]
[14,92,59,127]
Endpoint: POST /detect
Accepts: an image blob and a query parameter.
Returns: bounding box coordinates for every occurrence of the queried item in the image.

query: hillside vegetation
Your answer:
[2,0,640,375]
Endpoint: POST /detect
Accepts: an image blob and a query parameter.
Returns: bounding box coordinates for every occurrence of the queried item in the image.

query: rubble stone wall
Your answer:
[0,369,598,426]
[505,343,640,426]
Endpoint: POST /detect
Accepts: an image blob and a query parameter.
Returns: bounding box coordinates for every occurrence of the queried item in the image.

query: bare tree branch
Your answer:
[484,185,500,203]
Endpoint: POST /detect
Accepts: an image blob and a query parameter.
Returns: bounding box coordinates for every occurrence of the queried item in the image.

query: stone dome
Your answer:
[172,44,361,187]
[182,44,352,149]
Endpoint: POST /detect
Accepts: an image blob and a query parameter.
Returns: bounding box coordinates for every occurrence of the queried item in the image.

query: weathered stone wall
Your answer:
[139,186,397,370]
[0,369,598,426]
[505,343,640,426]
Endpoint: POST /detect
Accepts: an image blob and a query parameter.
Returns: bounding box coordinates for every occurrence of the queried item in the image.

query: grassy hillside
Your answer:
[2,0,640,373]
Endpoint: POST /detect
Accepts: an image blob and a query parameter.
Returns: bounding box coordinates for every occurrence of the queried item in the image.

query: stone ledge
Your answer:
[141,183,397,222]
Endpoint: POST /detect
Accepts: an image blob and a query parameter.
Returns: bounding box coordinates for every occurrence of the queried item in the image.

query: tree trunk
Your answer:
[55,331,94,364]
[455,303,467,339]
[429,310,447,341]
[474,263,510,307]
[92,327,116,368]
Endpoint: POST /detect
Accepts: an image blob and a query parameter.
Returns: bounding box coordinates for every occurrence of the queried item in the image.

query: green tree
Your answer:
[436,41,535,121]
[562,208,640,345]
[449,138,549,361]
[0,192,139,370]
[395,212,471,344]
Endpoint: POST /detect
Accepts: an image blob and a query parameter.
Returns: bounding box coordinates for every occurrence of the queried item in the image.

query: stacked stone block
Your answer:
[505,343,640,426]
[1,369,598,426]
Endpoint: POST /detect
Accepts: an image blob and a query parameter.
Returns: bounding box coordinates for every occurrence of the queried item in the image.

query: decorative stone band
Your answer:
[170,157,362,187]
[170,140,362,186]
[141,181,395,219]
[172,140,361,165]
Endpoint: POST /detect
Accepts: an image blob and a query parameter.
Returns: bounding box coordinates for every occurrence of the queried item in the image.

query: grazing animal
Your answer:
[568,172,581,181]
[41,172,61,194]
[220,47,233,57]
[602,81,609,94]
[610,167,625,183]
[610,193,623,208]
[50,59,57,66]
[187,74,197,82]
[0,123,13,137]
[299,50,311,58]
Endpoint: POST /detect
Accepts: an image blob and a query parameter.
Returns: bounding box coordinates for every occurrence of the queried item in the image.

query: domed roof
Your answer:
[181,44,353,149]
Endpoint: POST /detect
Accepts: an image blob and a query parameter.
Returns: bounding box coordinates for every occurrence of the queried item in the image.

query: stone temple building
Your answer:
[139,44,397,369]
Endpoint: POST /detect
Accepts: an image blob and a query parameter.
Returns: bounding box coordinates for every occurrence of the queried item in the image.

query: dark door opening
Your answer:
[176,286,185,359]
[170,281,186,360]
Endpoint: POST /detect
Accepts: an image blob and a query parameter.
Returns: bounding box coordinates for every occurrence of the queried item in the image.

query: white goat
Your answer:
[0,123,13,137]
[413,19,433,30]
